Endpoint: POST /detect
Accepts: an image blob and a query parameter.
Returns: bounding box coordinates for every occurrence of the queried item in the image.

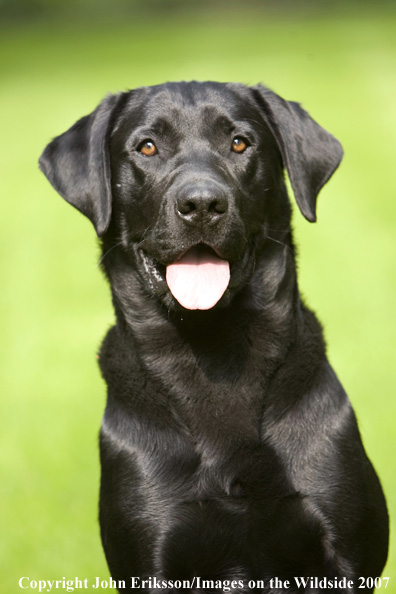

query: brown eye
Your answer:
[232,136,248,153]
[139,140,157,156]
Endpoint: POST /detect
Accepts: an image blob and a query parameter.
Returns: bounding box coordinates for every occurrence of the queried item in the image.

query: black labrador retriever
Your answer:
[40,82,388,592]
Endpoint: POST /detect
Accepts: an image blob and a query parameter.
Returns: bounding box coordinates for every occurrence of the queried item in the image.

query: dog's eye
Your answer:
[139,140,157,157]
[231,137,248,153]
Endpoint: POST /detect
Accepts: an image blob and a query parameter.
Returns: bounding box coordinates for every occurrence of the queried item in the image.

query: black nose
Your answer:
[176,185,228,226]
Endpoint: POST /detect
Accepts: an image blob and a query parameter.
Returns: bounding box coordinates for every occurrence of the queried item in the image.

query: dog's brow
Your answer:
[208,114,234,131]
[231,119,259,132]
[139,116,176,136]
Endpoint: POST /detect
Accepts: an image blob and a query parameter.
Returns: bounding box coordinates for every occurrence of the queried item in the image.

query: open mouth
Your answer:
[166,244,230,311]
[139,244,231,311]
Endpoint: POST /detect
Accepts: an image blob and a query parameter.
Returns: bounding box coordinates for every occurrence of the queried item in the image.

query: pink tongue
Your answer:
[166,246,230,310]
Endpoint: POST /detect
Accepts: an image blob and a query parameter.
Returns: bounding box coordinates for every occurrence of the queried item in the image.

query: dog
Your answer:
[40,81,388,592]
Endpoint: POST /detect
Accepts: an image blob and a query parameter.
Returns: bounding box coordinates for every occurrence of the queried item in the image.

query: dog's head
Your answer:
[40,82,343,312]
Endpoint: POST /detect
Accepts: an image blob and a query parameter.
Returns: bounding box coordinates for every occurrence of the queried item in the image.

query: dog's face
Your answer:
[110,82,285,310]
[39,81,343,312]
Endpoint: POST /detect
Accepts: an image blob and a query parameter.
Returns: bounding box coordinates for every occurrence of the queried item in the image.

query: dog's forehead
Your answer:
[120,82,259,134]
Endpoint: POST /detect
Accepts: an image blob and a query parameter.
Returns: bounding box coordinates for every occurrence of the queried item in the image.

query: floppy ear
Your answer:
[252,85,343,222]
[39,93,125,236]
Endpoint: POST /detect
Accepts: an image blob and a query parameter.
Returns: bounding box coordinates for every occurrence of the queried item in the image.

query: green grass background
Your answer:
[1,4,395,592]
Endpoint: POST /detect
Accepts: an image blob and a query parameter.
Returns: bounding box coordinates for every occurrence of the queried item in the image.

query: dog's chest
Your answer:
[100,325,330,577]
[144,347,269,459]
[100,320,288,466]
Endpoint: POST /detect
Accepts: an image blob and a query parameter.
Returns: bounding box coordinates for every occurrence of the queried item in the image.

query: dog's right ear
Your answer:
[39,93,126,237]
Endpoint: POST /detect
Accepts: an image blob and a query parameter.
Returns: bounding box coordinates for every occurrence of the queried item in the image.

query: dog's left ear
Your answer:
[39,93,125,236]
[252,86,343,222]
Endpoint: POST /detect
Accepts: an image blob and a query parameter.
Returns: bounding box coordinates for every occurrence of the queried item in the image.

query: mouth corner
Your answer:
[138,249,166,285]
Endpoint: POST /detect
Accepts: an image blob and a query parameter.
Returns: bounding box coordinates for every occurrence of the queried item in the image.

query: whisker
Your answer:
[266,227,291,233]
[138,224,154,244]
[98,240,124,266]
[266,235,295,256]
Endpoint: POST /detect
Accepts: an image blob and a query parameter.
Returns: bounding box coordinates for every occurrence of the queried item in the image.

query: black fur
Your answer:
[40,81,388,592]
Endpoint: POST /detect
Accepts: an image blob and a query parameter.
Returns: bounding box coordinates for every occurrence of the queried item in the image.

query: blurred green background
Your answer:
[1,0,395,591]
